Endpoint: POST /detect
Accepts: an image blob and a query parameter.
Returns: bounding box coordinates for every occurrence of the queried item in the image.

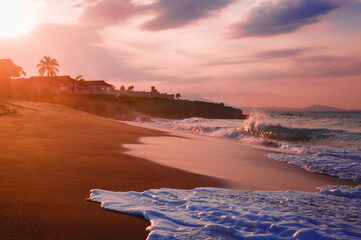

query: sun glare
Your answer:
[0,0,35,37]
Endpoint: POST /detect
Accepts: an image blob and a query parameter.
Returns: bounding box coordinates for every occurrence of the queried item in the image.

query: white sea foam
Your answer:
[317,185,361,199]
[129,112,361,182]
[89,186,361,240]
[267,147,361,182]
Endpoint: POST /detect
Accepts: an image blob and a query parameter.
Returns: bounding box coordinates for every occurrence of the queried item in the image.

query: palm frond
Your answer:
[43,56,51,62]
[50,59,59,67]
[75,75,83,81]
[37,56,60,77]
[38,68,46,76]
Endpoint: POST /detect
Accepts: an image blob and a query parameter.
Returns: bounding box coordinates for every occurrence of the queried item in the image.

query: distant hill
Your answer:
[242,104,361,113]
[303,104,344,112]
[184,94,361,113]
[182,93,218,104]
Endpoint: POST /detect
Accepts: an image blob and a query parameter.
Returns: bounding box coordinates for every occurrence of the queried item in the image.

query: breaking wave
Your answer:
[169,115,361,147]
[132,112,361,182]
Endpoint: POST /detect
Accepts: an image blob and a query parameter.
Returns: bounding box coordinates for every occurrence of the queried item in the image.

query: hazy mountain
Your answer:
[303,104,344,112]
[182,94,218,103]
[242,104,360,113]
[182,94,360,113]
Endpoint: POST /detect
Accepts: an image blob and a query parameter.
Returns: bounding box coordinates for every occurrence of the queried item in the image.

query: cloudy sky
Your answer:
[0,0,360,108]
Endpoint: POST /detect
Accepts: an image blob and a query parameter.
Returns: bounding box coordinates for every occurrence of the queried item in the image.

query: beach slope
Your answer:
[0,99,222,239]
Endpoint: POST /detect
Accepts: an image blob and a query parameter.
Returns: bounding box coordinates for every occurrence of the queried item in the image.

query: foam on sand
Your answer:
[88,186,361,240]
[267,147,361,182]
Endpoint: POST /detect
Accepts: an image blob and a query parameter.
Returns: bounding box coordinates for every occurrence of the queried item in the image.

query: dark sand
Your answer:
[0,100,223,240]
[0,99,357,239]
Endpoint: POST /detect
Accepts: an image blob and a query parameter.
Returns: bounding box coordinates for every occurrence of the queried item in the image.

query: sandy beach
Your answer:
[0,99,223,239]
[0,99,357,239]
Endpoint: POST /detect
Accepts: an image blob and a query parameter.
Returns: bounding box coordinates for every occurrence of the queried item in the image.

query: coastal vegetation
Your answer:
[0,58,246,120]
[16,93,246,120]
[36,56,59,77]
[75,75,84,82]
[0,59,26,79]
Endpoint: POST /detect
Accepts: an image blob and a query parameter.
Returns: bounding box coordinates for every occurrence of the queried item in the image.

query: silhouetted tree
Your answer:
[71,75,84,93]
[0,59,26,80]
[75,75,84,82]
[36,56,59,76]
[120,85,126,91]
[127,85,134,91]
[0,59,26,97]
[151,86,159,93]
[176,93,181,100]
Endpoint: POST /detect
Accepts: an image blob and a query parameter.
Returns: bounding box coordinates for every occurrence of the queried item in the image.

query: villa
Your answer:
[27,76,75,93]
[23,76,114,95]
[75,80,114,95]
[20,75,174,99]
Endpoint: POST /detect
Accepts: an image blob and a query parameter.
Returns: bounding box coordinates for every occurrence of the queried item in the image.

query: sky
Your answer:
[0,0,360,109]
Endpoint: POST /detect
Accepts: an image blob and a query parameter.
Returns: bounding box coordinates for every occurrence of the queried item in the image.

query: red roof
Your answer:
[79,80,113,87]
[27,76,113,87]
[29,75,75,82]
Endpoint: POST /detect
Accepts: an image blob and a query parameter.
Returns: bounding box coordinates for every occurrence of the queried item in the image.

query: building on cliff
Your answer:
[19,76,174,99]
[75,80,114,94]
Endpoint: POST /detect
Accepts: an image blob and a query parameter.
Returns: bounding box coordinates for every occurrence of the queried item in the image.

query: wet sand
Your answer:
[0,100,223,240]
[0,99,356,239]
[124,125,357,191]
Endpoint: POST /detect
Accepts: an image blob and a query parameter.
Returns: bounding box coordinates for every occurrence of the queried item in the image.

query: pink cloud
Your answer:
[0,23,209,88]
[0,24,154,81]
[80,0,148,26]
[142,0,233,31]
[231,0,346,38]
[79,0,234,30]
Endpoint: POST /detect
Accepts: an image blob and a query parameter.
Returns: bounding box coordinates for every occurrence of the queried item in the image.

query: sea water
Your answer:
[90,112,361,239]
[134,111,361,182]
[89,186,361,240]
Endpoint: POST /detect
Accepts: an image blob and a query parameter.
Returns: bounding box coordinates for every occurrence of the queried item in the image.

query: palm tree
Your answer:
[75,75,84,82]
[127,85,134,91]
[36,56,60,76]
[71,75,86,93]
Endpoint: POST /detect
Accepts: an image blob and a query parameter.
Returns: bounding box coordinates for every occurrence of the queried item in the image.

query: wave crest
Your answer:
[241,115,361,144]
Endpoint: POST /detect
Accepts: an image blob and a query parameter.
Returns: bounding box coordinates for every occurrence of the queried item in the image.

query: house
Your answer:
[20,76,173,99]
[23,76,114,95]
[75,81,114,94]
[27,75,75,93]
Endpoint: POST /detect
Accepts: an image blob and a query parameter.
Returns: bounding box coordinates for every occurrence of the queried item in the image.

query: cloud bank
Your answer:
[142,0,233,31]
[80,0,234,30]
[80,0,148,26]
[232,0,345,37]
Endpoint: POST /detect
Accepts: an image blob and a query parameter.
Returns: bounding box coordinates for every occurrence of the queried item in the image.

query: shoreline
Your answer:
[0,99,358,239]
[123,124,358,192]
[0,99,225,239]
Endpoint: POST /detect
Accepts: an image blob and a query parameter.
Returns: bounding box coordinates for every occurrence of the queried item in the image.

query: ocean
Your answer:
[136,111,361,182]
[89,111,361,239]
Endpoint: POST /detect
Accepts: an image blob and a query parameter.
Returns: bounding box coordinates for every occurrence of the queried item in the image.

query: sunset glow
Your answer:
[0,0,360,108]
[1,1,361,239]
[0,0,36,37]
